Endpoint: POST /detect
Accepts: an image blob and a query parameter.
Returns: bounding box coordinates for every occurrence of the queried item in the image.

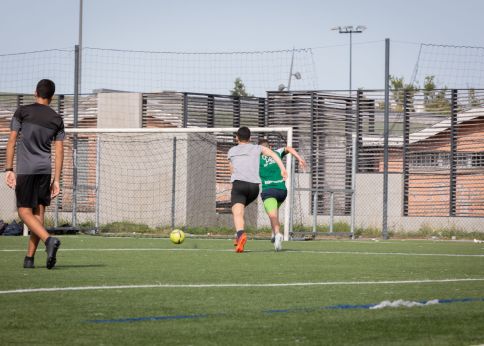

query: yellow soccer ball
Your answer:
[170,229,185,244]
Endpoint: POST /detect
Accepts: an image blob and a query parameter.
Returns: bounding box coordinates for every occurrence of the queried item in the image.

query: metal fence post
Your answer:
[329,191,334,233]
[382,38,390,239]
[350,133,357,236]
[95,135,100,231]
[72,45,80,227]
[55,94,64,227]
[402,91,410,216]
[171,137,177,229]
[182,93,188,128]
[233,97,240,128]
[207,95,214,128]
[449,89,458,216]
[345,96,353,214]
[312,190,318,234]
[258,97,266,141]
[288,154,296,238]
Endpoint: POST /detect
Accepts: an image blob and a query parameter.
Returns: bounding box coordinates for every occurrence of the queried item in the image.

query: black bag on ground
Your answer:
[0,220,6,235]
[3,220,23,236]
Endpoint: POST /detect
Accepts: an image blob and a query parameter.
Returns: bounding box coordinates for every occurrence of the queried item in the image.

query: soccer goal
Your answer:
[51,127,294,240]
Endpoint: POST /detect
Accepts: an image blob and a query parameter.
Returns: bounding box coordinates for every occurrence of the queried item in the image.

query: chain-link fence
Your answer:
[1,88,483,236]
[1,42,483,236]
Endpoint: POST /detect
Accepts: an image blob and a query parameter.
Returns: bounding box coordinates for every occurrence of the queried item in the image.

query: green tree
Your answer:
[468,88,481,108]
[423,75,451,113]
[389,75,417,112]
[230,77,251,97]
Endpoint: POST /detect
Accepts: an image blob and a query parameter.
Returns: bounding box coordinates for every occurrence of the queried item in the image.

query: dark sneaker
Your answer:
[23,256,35,269]
[45,237,61,269]
[270,236,275,243]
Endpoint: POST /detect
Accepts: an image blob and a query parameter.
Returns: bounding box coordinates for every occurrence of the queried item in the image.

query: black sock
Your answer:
[236,230,244,239]
[25,256,34,260]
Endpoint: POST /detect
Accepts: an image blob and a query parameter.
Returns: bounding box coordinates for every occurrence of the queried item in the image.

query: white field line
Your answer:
[1,278,484,295]
[1,248,483,257]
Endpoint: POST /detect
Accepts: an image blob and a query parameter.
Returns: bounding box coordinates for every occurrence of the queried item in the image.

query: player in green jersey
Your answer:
[259,138,306,251]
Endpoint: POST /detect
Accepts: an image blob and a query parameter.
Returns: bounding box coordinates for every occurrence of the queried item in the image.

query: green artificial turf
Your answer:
[0,236,483,345]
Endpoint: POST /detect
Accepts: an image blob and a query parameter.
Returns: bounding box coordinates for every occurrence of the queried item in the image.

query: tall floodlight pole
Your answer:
[331,25,366,94]
[72,0,83,226]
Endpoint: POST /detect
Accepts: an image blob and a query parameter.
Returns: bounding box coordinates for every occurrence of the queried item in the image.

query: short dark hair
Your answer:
[36,79,55,100]
[258,138,269,146]
[236,127,251,141]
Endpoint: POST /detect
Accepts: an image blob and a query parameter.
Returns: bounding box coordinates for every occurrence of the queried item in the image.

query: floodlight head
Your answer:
[332,25,367,33]
[293,72,302,80]
[278,84,286,91]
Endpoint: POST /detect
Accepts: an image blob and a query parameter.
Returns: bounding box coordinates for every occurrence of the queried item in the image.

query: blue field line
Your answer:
[436,297,484,304]
[86,297,484,324]
[264,297,484,314]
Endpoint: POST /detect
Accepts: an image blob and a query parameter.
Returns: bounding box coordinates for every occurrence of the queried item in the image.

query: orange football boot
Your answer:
[235,233,247,253]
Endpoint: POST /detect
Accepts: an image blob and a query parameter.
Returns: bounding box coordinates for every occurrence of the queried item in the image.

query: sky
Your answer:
[1,0,483,93]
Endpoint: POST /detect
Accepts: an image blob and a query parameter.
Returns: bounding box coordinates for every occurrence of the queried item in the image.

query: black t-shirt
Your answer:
[10,103,65,175]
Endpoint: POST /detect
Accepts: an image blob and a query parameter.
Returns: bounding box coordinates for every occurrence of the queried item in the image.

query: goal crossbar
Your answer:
[65,127,293,134]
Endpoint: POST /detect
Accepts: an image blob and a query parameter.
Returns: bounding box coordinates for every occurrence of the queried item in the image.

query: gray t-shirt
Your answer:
[10,103,65,175]
[228,143,262,183]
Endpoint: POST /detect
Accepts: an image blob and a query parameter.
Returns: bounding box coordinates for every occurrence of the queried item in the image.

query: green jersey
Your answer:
[259,147,287,191]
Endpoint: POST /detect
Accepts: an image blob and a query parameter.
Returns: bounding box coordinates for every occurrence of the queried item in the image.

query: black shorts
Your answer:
[261,188,287,204]
[15,174,52,208]
[231,180,260,207]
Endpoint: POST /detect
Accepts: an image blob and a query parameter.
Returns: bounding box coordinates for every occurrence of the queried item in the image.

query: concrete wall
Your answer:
[355,173,484,232]
[97,93,143,128]
[289,172,483,233]
[355,173,402,229]
[186,134,218,228]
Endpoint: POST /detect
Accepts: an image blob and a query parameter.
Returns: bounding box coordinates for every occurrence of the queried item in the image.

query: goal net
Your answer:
[48,127,294,239]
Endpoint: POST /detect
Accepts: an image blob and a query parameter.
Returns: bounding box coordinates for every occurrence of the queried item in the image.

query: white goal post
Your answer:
[63,127,294,241]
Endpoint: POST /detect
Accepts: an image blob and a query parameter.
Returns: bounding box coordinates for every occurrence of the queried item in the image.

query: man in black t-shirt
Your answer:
[4,79,65,269]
